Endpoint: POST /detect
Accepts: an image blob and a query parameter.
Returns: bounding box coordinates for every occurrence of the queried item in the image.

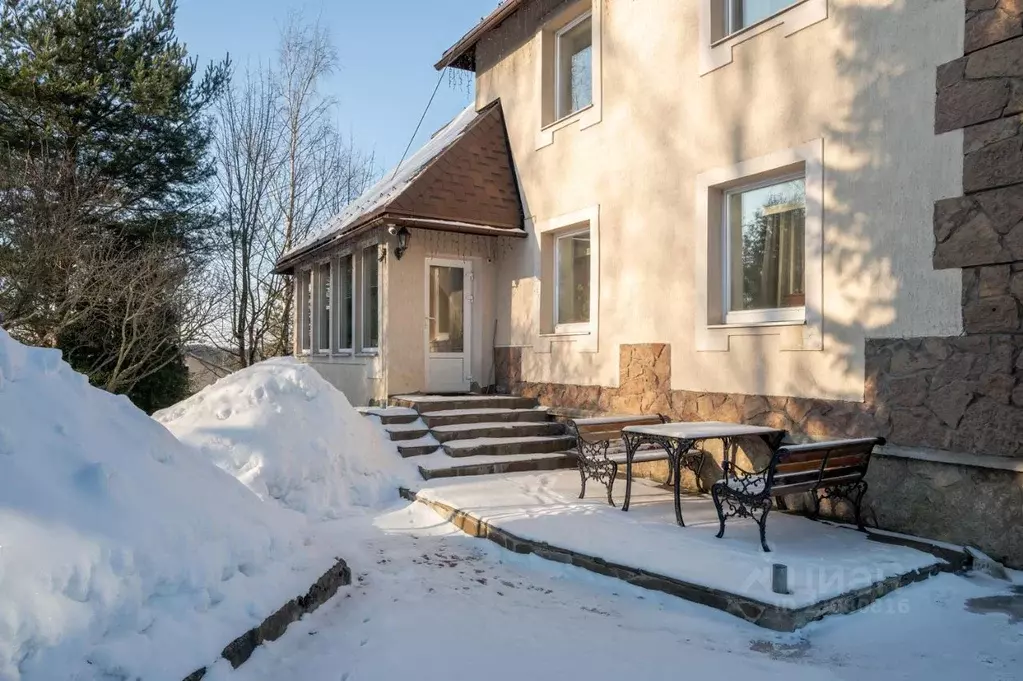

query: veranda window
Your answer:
[317,261,331,352]
[339,254,354,351]
[361,245,379,350]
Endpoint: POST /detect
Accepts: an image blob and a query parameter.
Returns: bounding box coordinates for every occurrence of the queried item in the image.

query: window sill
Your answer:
[537,102,601,150]
[707,318,805,330]
[542,104,593,133]
[540,328,592,338]
[356,350,379,357]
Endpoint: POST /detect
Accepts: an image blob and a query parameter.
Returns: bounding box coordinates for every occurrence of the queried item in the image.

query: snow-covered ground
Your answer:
[204,502,1023,681]
[0,330,342,680]
[156,358,416,520]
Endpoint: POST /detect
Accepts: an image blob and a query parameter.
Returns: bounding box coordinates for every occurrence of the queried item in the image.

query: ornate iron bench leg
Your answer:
[577,461,588,500]
[712,484,727,539]
[606,461,618,507]
[852,480,868,531]
[757,499,774,553]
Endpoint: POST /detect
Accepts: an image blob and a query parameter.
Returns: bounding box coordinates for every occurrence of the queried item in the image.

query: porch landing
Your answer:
[403,471,948,631]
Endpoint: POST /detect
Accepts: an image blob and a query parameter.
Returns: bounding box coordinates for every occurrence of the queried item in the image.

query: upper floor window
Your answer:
[555,12,593,120]
[722,0,799,37]
[723,175,805,325]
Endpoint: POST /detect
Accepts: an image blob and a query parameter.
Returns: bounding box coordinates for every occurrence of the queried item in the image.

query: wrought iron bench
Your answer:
[566,414,669,506]
[711,436,886,552]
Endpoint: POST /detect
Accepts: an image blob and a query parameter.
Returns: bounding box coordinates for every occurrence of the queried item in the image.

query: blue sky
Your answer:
[175,0,495,170]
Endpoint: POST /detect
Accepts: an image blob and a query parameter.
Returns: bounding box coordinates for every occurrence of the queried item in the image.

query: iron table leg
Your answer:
[622,431,638,512]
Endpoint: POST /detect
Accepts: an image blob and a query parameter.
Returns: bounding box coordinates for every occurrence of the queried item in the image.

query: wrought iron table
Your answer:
[621,421,787,526]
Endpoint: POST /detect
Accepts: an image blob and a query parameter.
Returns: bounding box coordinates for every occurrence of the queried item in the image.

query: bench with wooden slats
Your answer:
[710,436,886,552]
[566,414,669,506]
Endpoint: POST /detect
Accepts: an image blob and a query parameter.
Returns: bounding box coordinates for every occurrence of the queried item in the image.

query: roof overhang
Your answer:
[273,214,526,275]
[435,0,528,71]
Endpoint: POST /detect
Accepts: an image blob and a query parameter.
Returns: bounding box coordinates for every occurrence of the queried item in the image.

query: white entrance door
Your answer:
[425,258,472,393]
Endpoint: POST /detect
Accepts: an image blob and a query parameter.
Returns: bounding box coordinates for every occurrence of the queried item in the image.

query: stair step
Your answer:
[417,451,577,480]
[443,435,577,458]
[390,394,537,414]
[358,406,420,425]
[431,421,565,443]
[421,408,549,428]
[384,419,430,441]
[396,434,442,458]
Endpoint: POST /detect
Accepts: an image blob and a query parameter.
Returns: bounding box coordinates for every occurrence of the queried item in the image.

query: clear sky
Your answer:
[175,0,496,171]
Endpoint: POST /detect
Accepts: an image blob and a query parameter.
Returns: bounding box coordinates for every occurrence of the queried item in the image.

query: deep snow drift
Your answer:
[156,358,414,521]
[0,329,332,681]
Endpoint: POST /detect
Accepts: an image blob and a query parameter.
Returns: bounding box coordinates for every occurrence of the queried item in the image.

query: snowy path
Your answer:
[206,503,1023,681]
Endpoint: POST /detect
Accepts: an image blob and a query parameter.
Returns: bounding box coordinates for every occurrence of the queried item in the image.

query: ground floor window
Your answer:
[555,228,591,330]
[317,261,332,352]
[339,253,354,351]
[362,245,379,350]
[297,268,313,353]
[724,175,806,325]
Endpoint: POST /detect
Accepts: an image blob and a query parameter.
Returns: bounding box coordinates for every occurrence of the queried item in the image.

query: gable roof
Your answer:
[436,0,528,71]
[276,100,523,273]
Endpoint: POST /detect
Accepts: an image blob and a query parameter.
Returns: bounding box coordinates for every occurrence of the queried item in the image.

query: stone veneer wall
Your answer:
[491,0,1023,568]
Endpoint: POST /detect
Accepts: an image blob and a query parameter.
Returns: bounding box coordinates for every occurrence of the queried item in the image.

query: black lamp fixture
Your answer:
[392,225,411,260]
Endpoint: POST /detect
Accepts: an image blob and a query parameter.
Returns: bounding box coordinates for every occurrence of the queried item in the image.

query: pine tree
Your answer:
[0,0,228,410]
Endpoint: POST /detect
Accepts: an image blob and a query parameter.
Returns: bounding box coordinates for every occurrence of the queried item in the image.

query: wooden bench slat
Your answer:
[772,472,866,496]
[775,453,870,474]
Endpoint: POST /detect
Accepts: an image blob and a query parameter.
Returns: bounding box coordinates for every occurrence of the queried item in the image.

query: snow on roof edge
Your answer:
[282,103,483,261]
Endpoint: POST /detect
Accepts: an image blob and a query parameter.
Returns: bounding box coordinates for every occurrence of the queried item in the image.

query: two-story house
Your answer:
[275,0,1023,567]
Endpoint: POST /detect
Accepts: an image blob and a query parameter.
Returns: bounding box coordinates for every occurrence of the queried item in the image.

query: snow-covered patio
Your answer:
[407,471,947,630]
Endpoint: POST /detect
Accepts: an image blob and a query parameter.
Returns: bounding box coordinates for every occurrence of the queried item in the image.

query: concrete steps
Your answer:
[443,435,577,458]
[362,394,578,480]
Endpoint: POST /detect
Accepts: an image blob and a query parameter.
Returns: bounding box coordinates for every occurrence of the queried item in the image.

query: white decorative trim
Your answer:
[694,139,824,353]
[533,205,600,354]
[878,445,1023,474]
[699,0,827,76]
[536,0,603,150]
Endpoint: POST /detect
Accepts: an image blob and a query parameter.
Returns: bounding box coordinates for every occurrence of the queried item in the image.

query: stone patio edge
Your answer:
[182,557,352,681]
[401,487,946,632]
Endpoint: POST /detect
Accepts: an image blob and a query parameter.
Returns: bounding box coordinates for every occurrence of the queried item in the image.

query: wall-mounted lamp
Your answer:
[391,225,410,260]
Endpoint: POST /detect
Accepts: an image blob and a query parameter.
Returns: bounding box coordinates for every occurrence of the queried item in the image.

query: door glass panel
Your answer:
[429,265,464,353]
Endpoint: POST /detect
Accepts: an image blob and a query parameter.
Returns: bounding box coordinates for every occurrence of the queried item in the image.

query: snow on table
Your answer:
[415,471,941,609]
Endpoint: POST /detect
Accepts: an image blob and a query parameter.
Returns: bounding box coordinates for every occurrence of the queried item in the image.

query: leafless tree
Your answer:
[206,14,375,366]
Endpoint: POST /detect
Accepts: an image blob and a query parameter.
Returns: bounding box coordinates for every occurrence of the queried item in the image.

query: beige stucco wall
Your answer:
[385,229,503,395]
[478,0,965,402]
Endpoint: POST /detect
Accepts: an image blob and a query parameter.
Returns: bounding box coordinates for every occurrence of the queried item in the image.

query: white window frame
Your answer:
[336,252,355,354]
[722,172,807,326]
[553,11,593,123]
[296,268,313,355]
[698,0,826,75]
[694,139,823,353]
[360,244,381,353]
[536,0,603,149]
[553,227,593,334]
[722,0,800,38]
[313,258,333,355]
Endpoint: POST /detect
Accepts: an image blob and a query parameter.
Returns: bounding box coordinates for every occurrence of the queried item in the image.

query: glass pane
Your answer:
[340,255,353,349]
[362,247,379,349]
[557,16,592,118]
[318,263,331,351]
[428,266,464,353]
[556,233,591,325]
[300,271,312,351]
[728,178,806,312]
[736,0,795,30]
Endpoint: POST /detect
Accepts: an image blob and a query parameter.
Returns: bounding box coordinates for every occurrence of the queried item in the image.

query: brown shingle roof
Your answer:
[276,100,523,273]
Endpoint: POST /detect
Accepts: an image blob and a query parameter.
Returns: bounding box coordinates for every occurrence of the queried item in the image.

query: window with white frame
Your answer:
[338,253,354,351]
[555,12,592,120]
[316,261,331,352]
[297,269,312,353]
[721,0,798,36]
[723,175,806,325]
[555,229,591,330]
[361,245,379,350]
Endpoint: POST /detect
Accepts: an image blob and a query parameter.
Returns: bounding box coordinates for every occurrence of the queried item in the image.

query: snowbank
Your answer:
[0,328,324,681]
[156,358,414,521]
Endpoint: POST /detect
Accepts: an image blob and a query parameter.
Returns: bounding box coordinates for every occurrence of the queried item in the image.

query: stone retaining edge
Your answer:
[401,488,945,632]
[182,557,352,681]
